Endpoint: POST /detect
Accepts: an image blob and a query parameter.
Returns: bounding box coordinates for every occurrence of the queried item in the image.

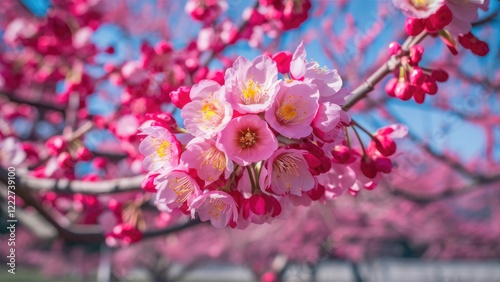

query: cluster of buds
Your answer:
[139,43,405,228]
[396,0,489,56]
[385,42,449,104]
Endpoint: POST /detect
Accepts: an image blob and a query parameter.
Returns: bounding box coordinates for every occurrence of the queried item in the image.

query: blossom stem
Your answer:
[351,125,368,159]
[246,165,257,194]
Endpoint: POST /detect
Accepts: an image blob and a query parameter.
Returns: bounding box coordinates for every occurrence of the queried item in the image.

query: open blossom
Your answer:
[138,126,181,172]
[190,190,238,228]
[217,114,278,166]
[181,80,232,138]
[224,55,279,114]
[312,102,350,143]
[180,137,233,184]
[290,42,344,103]
[392,0,445,18]
[446,0,488,35]
[260,148,315,196]
[155,168,201,212]
[265,81,319,139]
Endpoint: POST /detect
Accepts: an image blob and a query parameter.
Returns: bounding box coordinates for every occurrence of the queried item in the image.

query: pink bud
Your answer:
[472,41,489,57]
[272,51,293,73]
[306,184,325,201]
[373,156,392,174]
[374,135,396,157]
[405,18,425,36]
[75,147,92,161]
[409,45,424,65]
[154,40,172,55]
[332,145,352,164]
[141,173,159,193]
[93,157,107,169]
[409,68,425,85]
[388,42,401,56]
[427,6,452,30]
[249,194,267,216]
[385,77,398,97]
[46,135,67,156]
[395,81,412,100]
[431,69,449,82]
[421,77,437,94]
[360,158,377,179]
[57,152,73,169]
[412,86,426,104]
[169,86,192,109]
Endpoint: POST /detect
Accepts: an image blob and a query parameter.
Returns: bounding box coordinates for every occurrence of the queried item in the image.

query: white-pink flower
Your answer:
[392,0,445,18]
[265,80,319,139]
[260,148,315,196]
[181,80,232,138]
[290,42,344,104]
[190,190,238,228]
[224,55,279,114]
[138,126,181,172]
[155,168,201,212]
[446,0,488,35]
[180,137,233,184]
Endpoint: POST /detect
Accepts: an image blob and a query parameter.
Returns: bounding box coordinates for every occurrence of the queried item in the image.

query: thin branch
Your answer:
[1,166,144,194]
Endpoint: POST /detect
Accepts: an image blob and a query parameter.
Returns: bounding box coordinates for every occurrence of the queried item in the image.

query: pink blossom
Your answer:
[313,102,350,143]
[138,126,181,172]
[260,148,315,196]
[155,168,201,212]
[180,137,233,184]
[392,0,445,18]
[446,0,487,35]
[290,42,344,103]
[190,190,238,228]
[224,55,279,114]
[265,80,319,139]
[181,80,232,138]
[217,114,278,166]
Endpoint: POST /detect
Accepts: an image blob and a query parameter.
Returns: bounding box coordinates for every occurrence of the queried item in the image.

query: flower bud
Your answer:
[409,68,425,85]
[388,42,402,56]
[385,77,398,97]
[141,173,159,193]
[46,135,67,156]
[57,152,73,169]
[395,81,412,100]
[405,18,425,36]
[431,69,449,82]
[169,86,192,109]
[409,45,424,65]
[75,147,92,161]
[427,6,452,30]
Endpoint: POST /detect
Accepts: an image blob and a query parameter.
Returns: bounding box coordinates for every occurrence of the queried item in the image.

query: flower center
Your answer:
[239,127,257,148]
[200,147,226,172]
[208,198,226,220]
[168,176,193,203]
[242,79,261,103]
[277,103,297,123]
[410,0,430,8]
[156,140,171,159]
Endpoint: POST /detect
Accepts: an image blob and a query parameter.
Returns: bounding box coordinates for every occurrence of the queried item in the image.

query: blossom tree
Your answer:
[1,0,499,280]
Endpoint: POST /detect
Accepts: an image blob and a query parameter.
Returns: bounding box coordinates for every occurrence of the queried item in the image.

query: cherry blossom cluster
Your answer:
[394,0,489,56]
[139,43,407,228]
[385,42,449,104]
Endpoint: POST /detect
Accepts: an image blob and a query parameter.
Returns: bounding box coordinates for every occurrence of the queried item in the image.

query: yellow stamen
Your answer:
[242,79,261,103]
[277,103,298,123]
[411,0,430,8]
